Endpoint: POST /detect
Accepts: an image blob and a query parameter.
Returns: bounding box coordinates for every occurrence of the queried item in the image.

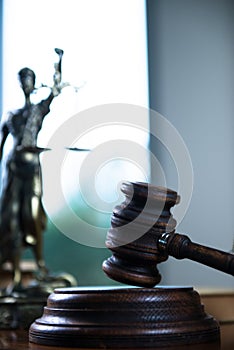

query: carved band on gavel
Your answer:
[103,181,234,287]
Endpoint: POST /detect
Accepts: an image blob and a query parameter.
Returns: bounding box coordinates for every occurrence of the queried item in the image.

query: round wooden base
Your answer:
[29,286,220,349]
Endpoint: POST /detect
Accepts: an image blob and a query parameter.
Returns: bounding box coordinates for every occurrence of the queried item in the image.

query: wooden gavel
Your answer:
[103,181,234,287]
[29,181,223,348]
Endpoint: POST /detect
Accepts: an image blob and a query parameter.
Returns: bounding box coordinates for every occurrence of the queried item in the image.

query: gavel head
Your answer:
[102,182,180,287]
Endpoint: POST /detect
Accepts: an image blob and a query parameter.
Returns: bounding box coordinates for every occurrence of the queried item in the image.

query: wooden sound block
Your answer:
[29,286,220,349]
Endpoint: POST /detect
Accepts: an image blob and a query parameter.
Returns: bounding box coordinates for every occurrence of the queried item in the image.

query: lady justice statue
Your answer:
[0,48,73,295]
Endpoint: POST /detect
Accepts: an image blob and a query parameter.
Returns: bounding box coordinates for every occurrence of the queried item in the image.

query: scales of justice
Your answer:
[0,49,233,349]
[0,48,84,329]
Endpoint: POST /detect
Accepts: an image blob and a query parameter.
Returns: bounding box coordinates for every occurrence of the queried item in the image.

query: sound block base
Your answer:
[29,286,220,349]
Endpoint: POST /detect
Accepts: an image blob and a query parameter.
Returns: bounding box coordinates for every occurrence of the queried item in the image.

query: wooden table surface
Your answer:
[0,330,222,350]
[1,331,79,350]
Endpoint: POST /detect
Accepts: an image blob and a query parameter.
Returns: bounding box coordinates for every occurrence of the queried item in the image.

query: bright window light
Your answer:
[2,0,149,229]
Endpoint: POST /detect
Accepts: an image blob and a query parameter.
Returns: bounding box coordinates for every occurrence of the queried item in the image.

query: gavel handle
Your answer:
[158,233,234,276]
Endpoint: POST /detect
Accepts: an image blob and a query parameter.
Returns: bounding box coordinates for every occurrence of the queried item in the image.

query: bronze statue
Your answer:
[0,48,64,294]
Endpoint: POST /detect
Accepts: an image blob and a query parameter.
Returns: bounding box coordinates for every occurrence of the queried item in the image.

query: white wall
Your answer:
[147,0,234,288]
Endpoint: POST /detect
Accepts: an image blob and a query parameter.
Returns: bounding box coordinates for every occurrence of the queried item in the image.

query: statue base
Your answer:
[0,295,46,329]
[0,272,77,330]
[29,286,220,349]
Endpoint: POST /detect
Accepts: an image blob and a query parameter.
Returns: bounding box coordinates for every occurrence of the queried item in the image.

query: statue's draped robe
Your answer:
[0,98,51,264]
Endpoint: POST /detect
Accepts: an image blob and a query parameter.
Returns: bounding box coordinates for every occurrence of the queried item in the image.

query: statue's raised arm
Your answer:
[52,48,64,96]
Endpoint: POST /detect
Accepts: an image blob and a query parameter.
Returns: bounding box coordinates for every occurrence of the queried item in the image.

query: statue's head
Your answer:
[18,67,36,97]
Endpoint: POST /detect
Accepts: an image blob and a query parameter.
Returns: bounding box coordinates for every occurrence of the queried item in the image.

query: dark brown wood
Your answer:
[27,181,234,349]
[158,233,234,276]
[0,329,222,350]
[29,286,220,349]
[103,182,179,287]
[103,181,234,288]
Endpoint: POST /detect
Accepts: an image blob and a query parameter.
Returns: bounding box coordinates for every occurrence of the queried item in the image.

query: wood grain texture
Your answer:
[103,182,179,287]
[29,286,220,348]
[103,181,234,287]
[0,330,221,350]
